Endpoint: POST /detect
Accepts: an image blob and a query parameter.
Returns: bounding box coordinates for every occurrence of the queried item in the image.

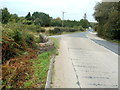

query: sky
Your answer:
[0,0,102,22]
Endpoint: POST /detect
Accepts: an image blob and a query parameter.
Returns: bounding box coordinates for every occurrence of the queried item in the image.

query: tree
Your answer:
[9,14,19,23]
[25,12,32,20]
[64,20,80,27]
[32,12,51,26]
[79,13,90,28]
[80,19,90,28]
[51,17,62,26]
[93,2,120,40]
[1,8,10,24]
[24,12,33,25]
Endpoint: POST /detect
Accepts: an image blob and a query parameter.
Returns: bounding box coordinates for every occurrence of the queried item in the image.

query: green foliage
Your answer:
[50,38,59,55]
[64,20,80,27]
[49,28,62,34]
[24,12,33,25]
[32,52,51,87]
[2,23,41,62]
[25,34,34,44]
[22,20,33,25]
[1,7,90,29]
[1,8,20,24]
[24,38,59,88]
[12,30,23,45]
[48,27,84,35]
[90,22,97,28]
[25,33,38,49]
[93,2,120,40]
[32,12,51,26]
[80,19,90,28]
[50,17,89,29]
[39,28,45,33]
[2,28,23,61]
[51,17,62,26]
[1,8,11,24]
[9,14,19,23]
[25,12,32,20]
[93,24,98,31]
[24,81,33,88]
[73,26,84,31]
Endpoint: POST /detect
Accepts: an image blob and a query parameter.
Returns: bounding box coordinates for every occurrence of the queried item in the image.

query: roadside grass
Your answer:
[48,38,59,87]
[2,23,60,88]
[47,30,83,36]
[24,80,33,88]
[30,51,51,88]
[24,38,59,88]
[62,30,83,35]
[106,39,120,44]
[93,32,120,44]
[97,34,120,44]
[50,38,59,55]
[2,37,59,88]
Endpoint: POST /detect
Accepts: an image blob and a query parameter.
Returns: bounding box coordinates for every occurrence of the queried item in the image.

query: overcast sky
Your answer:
[0,0,102,22]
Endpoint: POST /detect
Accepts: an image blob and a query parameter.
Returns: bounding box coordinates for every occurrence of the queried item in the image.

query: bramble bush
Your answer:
[2,23,41,63]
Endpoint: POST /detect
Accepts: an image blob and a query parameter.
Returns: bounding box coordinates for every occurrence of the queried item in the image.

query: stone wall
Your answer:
[37,33,54,54]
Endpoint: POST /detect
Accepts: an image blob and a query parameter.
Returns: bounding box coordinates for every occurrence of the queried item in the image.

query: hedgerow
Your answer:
[2,23,41,63]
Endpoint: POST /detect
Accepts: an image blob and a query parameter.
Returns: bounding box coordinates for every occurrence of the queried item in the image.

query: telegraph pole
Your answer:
[62,11,66,27]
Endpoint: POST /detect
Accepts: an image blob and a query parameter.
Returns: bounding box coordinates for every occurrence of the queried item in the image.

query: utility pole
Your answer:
[83,13,87,20]
[62,11,66,27]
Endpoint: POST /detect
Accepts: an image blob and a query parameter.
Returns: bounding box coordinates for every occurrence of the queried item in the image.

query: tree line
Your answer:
[93,2,120,40]
[1,7,91,28]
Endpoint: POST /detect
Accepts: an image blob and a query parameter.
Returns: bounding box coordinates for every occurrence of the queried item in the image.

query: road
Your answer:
[51,31,118,88]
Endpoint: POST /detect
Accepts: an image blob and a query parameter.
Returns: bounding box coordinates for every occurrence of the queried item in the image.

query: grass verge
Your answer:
[24,38,59,88]
[50,38,59,55]
[62,31,83,35]
[2,37,59,88]
[29,51,51,88]
[97,34,120,44]
[48,30,83,36]
[105,39,120,44]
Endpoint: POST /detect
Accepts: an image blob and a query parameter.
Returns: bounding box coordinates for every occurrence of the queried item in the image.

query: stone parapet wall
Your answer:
[37,33,54,54]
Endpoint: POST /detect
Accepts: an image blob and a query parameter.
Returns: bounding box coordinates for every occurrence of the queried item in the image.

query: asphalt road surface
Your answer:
[51,31,118,88]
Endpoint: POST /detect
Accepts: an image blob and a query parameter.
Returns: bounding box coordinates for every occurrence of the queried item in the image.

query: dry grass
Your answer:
[43,27,55,31]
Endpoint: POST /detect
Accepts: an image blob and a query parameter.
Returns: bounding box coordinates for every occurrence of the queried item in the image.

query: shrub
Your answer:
[69,29,77,32]
[40,28,45,33]
[93,25,98,31]
[2,29,23,62]
[25,34,34,44]
[25,34,38,49]
[73,26,84,31]
[48,28,62,34]
[23,20,33,25]
[2,23,40,62]
[12,30,23,44]
[48,26,84,35]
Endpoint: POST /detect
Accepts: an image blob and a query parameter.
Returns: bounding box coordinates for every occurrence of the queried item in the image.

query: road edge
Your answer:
[45,55,55,89]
